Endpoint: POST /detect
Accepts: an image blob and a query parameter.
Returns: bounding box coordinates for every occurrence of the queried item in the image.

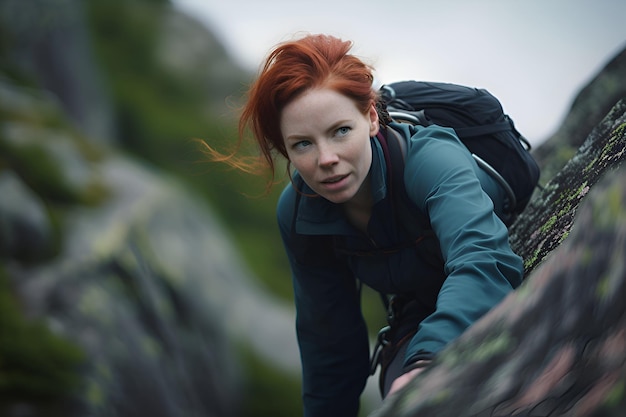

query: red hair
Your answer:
[200,34,378,185]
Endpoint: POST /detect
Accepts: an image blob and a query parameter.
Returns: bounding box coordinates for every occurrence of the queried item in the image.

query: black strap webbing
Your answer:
[376,128,434,239]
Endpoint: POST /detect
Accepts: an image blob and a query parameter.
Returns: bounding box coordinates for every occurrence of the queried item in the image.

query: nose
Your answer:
[318,142,339,167]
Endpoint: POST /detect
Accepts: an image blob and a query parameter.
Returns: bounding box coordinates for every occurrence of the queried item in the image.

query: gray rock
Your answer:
[8,156,246,417]
[0,170,52,260]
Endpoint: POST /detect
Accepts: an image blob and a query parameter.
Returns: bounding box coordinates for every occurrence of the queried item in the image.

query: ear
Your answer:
[368,104,380,136]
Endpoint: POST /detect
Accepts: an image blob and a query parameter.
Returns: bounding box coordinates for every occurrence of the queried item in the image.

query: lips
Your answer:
[317,174,350,194]
[321,174,348,184]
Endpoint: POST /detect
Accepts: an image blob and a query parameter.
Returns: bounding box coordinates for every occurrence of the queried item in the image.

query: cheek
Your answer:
[353,138,372,172]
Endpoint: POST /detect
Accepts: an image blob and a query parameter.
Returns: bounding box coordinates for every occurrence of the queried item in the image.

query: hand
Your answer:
[387,366,425,396]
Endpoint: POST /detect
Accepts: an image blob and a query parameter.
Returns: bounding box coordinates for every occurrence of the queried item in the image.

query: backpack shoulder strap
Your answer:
[376,127,433,238]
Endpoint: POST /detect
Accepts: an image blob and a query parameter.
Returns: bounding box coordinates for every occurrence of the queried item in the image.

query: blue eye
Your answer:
[336,126,351,136]
[293,140,311,150]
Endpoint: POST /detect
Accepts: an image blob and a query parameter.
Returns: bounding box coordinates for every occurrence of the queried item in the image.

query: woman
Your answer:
[208,34,523,417]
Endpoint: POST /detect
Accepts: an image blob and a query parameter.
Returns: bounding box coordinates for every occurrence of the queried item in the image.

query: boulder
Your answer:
[2,76,245,417]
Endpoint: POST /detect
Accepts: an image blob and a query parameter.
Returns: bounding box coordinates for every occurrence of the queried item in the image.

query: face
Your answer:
[281,88,380,205]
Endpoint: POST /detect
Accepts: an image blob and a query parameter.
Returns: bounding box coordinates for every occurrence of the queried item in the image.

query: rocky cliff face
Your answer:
[532,46,626,183]
[0,1,280,416]
[0,0,115,143]
[0,69,245,417]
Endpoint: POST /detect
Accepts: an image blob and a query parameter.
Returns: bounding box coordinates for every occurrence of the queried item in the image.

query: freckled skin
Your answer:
[281,88,379,214]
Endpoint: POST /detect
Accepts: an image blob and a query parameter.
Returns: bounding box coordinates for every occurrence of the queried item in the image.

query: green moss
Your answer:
[524,247,541,271]
[85,0,229,161]
[540,214,558,234]
[597,122,626,167]
[0,140,76,202]
[0,127,110,208]
[603,380,625,408]
[0,269,85,402]
[468,333,512,362]
[442,328,513,368]
[236,344,303,417]
[591,181,626,230]
[84,378,105,407]
[595,274,612,300]
[0,82,69,131]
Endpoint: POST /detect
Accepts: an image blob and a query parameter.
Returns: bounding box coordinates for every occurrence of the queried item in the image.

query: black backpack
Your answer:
[380,80,540,224]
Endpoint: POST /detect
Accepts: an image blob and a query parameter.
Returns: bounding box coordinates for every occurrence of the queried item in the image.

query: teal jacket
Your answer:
[276,123,523,417]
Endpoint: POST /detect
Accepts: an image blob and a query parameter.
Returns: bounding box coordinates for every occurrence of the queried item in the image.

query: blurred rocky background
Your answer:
[0,0,624,416]
[0,0,296,416]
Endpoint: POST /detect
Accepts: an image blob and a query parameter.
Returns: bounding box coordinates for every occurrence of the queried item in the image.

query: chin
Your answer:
[323,196,348,204]
[320,191,355,205]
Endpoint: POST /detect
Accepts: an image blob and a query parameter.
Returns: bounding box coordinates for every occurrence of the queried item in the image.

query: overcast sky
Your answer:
[174,0,626,145]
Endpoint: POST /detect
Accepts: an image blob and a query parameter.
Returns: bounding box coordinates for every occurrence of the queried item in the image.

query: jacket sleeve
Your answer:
[400,125,524,365]
[276,185,370,417]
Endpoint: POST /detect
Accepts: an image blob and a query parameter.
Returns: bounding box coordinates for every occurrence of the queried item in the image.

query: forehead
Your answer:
[280,88,361,132]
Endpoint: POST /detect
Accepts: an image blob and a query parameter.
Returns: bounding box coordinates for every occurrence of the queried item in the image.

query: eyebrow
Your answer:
[285,119,351,142]
[284,133,310,142]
